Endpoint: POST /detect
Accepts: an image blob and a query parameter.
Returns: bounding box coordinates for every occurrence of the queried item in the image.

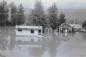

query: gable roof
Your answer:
[59,23,71,27]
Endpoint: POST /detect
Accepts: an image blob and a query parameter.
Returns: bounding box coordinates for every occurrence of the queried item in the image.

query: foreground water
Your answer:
[0,29,86,57]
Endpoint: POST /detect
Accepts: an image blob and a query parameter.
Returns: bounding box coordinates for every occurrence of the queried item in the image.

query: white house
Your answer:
[15,25,43,47]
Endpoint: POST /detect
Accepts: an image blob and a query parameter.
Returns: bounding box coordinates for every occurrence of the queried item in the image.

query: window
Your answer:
[18,28,22,32]
[38,30,41,35]
[31,29,34,33]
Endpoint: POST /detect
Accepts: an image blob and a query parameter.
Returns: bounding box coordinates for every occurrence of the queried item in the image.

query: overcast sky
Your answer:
[1,0,86,9]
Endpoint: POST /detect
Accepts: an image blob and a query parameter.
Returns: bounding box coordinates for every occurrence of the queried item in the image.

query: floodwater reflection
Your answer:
[56,32,86,57]
[82,33,86,40]
[0,30,85,57]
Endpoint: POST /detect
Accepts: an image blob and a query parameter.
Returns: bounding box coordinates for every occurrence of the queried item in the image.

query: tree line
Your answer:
[0,1,24,26]
[0,0,66,30]
[28,1,66,30]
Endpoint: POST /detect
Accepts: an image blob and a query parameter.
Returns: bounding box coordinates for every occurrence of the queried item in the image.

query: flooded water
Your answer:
[0,29,86,57]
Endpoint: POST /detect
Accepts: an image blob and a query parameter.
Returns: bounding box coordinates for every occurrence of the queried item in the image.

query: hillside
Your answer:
[59,9,86,24]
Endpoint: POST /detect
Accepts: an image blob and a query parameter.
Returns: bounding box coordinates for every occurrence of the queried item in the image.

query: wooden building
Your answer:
[59,23,74,33]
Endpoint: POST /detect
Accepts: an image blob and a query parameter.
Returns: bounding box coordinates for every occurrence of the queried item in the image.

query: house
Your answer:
[59,23,74,33]
[15,25,43,47]
[69,24,82,32]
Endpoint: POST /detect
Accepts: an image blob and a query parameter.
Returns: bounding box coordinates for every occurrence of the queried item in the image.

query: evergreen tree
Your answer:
[9,2,18,26]
[82,21,86,28]
[34,1,46,26]
[29,1,46,30]
[0,1,8,26]
[58,12,66,26]
[28,9,35,25]
[17,4,24,25]
[48,3,58,30]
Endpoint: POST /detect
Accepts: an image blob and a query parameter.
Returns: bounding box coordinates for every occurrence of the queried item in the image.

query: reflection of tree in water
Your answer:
[49,48,57,57]
[0,31,8,50]
[31,39,34,42]
[0,39,7,50]
[0,53,6,57]
[30,47,44,57]
[82,33,86,40]
[8,28,16,50]
[42,48,50,57]
[49,35,57,57]
[46,33,58,57]
[0,27,16,50]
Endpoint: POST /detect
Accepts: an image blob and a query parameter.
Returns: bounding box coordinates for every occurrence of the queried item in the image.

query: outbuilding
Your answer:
[59,23,74,33]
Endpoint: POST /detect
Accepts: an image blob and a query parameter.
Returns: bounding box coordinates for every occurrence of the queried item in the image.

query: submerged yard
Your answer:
[0,28,86,57]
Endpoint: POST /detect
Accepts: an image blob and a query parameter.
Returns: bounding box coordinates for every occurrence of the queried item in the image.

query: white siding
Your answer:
[16,29,42,36]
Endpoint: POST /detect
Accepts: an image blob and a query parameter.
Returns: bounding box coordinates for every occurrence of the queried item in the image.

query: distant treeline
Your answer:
[0,1,24,26]
[0,0,66,30]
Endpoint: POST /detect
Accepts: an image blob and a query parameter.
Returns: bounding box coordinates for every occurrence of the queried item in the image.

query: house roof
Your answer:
[59,23,71,27]
[16,25,42,29]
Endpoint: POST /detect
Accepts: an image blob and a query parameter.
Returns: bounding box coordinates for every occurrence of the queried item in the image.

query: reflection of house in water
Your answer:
[16,26,43,47]
[59,23,74,33]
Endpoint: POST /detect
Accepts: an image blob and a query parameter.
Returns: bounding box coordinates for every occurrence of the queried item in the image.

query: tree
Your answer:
[29,1,47,30]
[28,9,35,25]
[17,4,24,25]
[48,3,58,30]
[8,2,18,26]
[82,20,86,28]
[0,1,8,26]
[58,12,66,26]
